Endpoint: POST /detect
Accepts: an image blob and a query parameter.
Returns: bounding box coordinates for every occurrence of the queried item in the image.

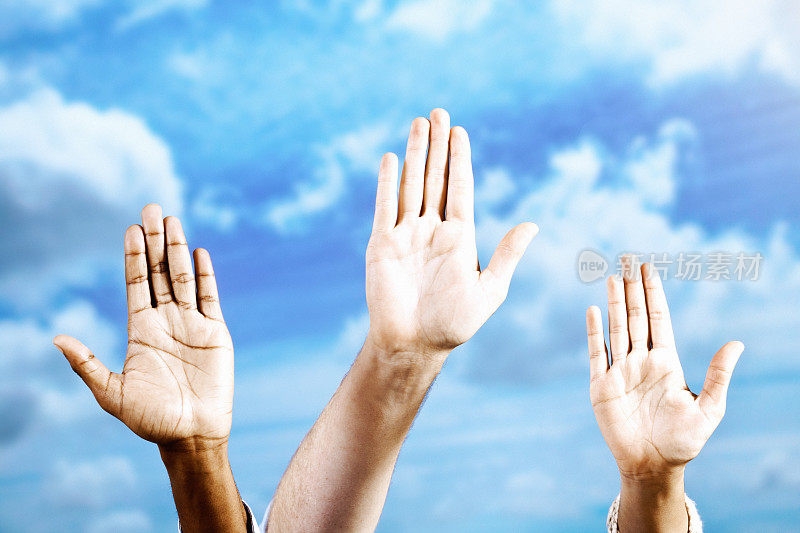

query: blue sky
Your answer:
[1,1,800,531]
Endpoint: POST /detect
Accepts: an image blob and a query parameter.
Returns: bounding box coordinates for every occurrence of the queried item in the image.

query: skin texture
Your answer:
[587,257,743,532]
[54,204,246,533]
[268,109,537,532]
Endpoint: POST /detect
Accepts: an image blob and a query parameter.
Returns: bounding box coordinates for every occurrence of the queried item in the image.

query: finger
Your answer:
[422,108,451,219]
[165,216,196,310]
[372,153,399,233]
[445,126,474,222]
[586,306,609,381]
[53,335,122,415]
[606,275,628,363]
[124,225,151,314]
[621,255,648,351]
[480,223,538,307]
[141,203,172,305]
[642,263,675,349]
[194,248,223,320]
[397,117,430,222]
[697,341,744,419]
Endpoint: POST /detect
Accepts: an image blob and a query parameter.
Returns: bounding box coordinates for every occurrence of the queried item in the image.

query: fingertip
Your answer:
[125,224,142,236]
[124,224,144,245]
[53,335,67,349]
[521,222,539,238]
[411,117,430,134]
[513,223,538,250]
[381,152,398,166]
[429,107,450,124]
[164,215,184,233]
[450,125,468,140]
[141,203,163,221]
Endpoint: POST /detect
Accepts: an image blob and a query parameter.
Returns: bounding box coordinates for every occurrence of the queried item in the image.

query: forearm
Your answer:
[268,337,445,532]
[618,468,688,533]
[160,439,248,533]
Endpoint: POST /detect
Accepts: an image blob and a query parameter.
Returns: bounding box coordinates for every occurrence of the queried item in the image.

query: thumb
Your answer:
[54,335,122,415]
[697,341,744,420]
[480,222,538,305]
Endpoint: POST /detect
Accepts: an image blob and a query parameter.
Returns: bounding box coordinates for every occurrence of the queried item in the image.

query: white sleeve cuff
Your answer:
[260,500,272,532]
[606,493,702,532]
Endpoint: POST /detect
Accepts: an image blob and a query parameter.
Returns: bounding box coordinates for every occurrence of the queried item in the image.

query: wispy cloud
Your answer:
[0,0,103,37]
[552,0,800,86]
[263,121,397,233]
[385,0,496,42]
[115,0,209,31]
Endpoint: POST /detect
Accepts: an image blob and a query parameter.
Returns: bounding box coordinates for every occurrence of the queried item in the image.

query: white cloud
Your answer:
[0,0,103,37]
[385,0,495,42]
[0,0,208,36]
[0,300,117,373]
[551,0,800,86]
[115,0,209,31]
[264,121,396,233]
[0,88,182,307]
[88,510,153,533]
[46,456,137,509]
[475,167,516,208]
[192,186,240,231]
[0,89,180,212]
[623,119,695,207]
[354,0,383,23]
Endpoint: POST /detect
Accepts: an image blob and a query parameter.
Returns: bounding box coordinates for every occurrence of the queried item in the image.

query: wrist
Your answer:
[620,465,685,503]
[352,336,448,427]
[363,331,450,371]
[159,436,230,474]
[361,334,448,391]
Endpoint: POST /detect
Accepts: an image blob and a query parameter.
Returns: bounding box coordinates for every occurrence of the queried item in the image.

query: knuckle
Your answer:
[627,306,644,317]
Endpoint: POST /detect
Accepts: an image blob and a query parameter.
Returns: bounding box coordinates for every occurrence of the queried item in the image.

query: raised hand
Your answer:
[365,108,538,359]
[586,258,743,479]
[54,204,233,447]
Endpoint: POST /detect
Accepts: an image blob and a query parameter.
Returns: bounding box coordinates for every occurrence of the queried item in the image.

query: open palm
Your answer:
[55,204,233,446]
[586,259,743,479]
[366,109,537,356]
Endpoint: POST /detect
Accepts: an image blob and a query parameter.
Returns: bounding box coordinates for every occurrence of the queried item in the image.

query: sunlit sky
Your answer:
[1,1,800,531]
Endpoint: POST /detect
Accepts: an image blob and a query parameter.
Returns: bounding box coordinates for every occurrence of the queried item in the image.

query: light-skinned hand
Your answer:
[587,257,743,481]
[365,109,538,363]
